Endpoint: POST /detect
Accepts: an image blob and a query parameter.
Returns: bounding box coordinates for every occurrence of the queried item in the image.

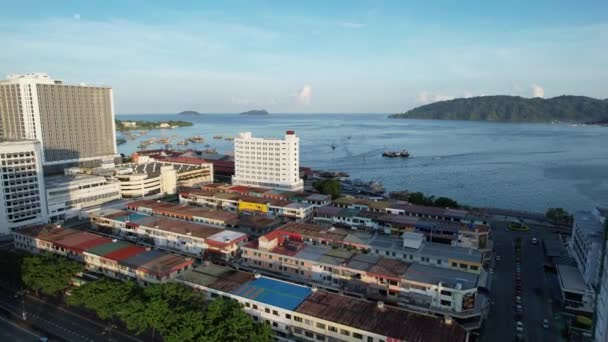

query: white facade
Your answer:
[596,241,608,342]
[569,211,605,288]
[0,140,48,236]
[232,131,303,191]
[114,165,177,198]
[45,174,121,222]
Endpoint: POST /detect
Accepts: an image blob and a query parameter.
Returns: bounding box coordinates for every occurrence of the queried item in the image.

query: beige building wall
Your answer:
[36,84,116,164]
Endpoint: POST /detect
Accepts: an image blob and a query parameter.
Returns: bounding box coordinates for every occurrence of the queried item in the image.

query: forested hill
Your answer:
[389,95,608,123]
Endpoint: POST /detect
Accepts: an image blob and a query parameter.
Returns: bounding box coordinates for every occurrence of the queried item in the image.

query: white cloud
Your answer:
[531,84,545,98]
[417,91,454,104]
[296,85,312,105]
[73,13,80,20]
[338,22,366,29]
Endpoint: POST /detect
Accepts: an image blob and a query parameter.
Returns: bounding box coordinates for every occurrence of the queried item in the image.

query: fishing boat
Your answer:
[224,137,234,141]
[382,150,410,158]
[188,135,205,143]
[202,148,217,154]
[177,140,189,146]
[213,135,222,139]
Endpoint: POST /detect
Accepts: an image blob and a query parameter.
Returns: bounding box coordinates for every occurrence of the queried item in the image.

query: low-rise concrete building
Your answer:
[241,228,485,329]
[178,263,469,342]
[12,224,193,285]
[315,206,491,253]
[89,209,247,259]
[179,187,316,221]
[268,222,484,274]
[45,174,121,222]
[126,199,240,228]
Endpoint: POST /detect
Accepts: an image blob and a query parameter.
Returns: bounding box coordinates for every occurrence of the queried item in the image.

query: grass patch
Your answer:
[508,223,530,231]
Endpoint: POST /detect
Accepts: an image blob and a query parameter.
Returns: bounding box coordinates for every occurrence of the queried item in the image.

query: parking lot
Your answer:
[480,220,563,342]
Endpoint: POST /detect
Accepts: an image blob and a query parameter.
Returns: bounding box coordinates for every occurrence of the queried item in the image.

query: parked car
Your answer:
[531,237,538,245]
[496,255,502,261]
[516,321,524,332]
[543,319,549,329]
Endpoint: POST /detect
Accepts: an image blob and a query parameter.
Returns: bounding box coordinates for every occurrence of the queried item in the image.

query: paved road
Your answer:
[0,314,42,341]
[480,220,561,342]
[0,291,142,342]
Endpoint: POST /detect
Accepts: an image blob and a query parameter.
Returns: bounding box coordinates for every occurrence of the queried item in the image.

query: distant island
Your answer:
[177,110,203,116]
[115,119,193,131]
[240,109,269,116]
[389,95,608,123]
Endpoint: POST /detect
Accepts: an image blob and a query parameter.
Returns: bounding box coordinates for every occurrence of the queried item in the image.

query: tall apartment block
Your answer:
[0,73,119,174]
[232,131,304,191]
[0,140,48,237]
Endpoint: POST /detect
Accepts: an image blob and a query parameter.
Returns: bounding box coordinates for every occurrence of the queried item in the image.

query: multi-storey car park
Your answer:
[45,174,121,222]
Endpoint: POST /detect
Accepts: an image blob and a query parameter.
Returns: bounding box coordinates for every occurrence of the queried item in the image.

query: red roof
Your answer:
[54,232,112,254]
[103,245,147,261]
[227,185,252,193]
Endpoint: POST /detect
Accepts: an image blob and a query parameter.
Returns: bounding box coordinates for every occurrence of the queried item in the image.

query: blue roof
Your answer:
[230,277,312,310]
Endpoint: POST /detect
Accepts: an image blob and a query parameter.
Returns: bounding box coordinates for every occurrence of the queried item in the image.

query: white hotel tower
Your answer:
[232,131,304,191]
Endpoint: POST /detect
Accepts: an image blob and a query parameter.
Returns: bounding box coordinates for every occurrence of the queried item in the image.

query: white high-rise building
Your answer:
[232,131,303,191]
[0,140,48,237]
[591,208,607,342]
[0,73,119,173]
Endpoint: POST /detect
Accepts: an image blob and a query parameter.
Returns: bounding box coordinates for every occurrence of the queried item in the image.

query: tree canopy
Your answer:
[313,179,342,199]
[389,95,608,123]
[68,280,273,342]
[545,208,573,225]
[21,253,84,296]
[408,192,461,209]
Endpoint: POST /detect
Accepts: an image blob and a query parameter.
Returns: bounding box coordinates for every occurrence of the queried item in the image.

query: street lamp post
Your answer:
[16,289,27,320]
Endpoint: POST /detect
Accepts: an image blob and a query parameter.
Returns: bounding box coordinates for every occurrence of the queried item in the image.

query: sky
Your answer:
[1,0,607,114]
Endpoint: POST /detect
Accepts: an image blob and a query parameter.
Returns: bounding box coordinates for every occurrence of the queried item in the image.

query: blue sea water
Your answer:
[117,114,608,212]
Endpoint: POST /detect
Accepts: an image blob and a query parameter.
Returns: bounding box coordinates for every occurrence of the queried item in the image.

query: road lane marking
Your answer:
[0,314,41,338]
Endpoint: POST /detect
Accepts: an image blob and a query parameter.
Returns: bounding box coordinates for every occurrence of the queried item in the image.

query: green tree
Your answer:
[163,310,208,342]
[67,279,140,320]
[313,179,342,199]
[433,196,460,209]
[21,254,83,296]
[545,208,573,224]
[200,298,273,342]
[408,192,432,206]
[408,192,460,208]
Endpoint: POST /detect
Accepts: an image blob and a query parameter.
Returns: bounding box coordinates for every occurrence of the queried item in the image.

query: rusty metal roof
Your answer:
[296,291,467,342]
